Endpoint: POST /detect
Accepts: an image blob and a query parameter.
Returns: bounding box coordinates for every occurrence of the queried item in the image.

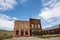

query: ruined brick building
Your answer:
[13,18,60,37]
[13,18,42,37]
[42,25,60,35]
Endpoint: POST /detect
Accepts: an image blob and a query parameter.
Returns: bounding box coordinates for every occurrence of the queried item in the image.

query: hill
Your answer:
[0,30,13,40]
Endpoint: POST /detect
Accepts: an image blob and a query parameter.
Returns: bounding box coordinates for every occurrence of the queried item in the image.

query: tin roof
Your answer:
[44,24,60,30]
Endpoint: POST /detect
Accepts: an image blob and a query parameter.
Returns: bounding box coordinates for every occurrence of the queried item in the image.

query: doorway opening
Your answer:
[16,30,19,36]
[21,30,24,36]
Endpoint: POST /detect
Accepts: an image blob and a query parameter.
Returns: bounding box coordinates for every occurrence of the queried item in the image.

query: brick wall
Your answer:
[13,18,42,37]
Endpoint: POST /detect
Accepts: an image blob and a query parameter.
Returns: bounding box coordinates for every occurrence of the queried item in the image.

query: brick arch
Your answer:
[16,30,19,35]
[21,30,24,36]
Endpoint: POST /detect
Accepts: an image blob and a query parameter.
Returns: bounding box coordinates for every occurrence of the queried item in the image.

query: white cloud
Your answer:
[0,14,18,30]
[43,24,53,29]
[0,19,14,30]
[20,0,27,4]
[39,0,60,20]
[0,14,10,20]
[41,0,59,7]
[38,0,60,28]
[12,17,18,20]
[0,0,17,11]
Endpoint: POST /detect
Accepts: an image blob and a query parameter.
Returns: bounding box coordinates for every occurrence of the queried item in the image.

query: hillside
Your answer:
[0,30,13,40]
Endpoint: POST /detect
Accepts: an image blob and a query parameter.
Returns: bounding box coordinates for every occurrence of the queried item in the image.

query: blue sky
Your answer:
[0,0,43,20]
[0,0,60,30]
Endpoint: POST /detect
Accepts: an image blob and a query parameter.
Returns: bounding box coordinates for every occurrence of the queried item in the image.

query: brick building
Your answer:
[42,25,60,35]
[13,18,60,37]
[13,18,42,37]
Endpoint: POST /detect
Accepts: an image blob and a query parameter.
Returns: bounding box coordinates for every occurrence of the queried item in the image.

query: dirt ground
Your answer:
[4,37,60,40]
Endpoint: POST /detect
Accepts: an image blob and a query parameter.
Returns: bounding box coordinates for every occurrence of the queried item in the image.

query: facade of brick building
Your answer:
[42,25,60,35]
[13,18,60,37]
[13,18,42,37]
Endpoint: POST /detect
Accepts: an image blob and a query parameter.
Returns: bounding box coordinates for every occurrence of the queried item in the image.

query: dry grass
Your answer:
[38,34,60,38]
[0,30,13,40]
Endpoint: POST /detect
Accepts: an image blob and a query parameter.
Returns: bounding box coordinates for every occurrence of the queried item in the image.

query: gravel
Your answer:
[4,37,60,40]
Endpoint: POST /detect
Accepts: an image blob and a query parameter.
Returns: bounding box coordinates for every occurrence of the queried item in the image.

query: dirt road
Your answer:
[4,37,60,40]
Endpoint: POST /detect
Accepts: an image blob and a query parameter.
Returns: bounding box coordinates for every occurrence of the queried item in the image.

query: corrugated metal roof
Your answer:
[44,24,60,30]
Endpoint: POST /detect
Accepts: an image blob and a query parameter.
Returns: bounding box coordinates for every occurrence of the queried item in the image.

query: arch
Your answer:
[25,30,28,35]
[16,30,19,35]
[21,30,24,36]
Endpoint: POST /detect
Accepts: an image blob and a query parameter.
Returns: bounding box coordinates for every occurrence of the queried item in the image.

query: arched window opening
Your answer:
[38,24,40,28]
[31,24,34,28]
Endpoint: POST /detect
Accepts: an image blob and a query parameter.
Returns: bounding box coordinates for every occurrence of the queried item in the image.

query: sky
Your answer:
[0,0,60,30]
